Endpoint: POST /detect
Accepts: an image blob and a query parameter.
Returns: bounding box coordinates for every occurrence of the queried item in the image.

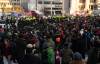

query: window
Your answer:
[44,1,50,4]
[52,8,62,10]
[98,6,100,9]
[55,11,61,14]
[94,5,97,9]
[90,0,96,3]
[89,5,97,10]
[10,3,12,5]
[52,2,62,4]
[38,1,42,4]
[16,3,20,5]
[79,0,85,3]
[13,0,16,1]
[8,3,10,5]
[44,8,51,10]
[14,3,17,5]
[90,5,94,10]
[79,5,85,10]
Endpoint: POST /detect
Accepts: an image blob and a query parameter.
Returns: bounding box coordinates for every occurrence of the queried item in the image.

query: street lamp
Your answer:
[51,0,53,16]
[0,3,6,17]
[36,0,38,10]
[42,0,44,14]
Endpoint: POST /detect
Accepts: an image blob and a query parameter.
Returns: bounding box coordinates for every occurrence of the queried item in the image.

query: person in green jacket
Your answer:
[47,47,55,64]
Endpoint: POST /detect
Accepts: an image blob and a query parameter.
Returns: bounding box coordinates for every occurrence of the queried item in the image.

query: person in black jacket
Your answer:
[15,34,26,64]
[0,38,4,64]
[22,44,41,64]
[87,35,100,64]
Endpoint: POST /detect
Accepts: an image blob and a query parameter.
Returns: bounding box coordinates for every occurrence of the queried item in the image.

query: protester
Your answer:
[71,52,85,64]
[62,44,73,64]
[0,16,100,64]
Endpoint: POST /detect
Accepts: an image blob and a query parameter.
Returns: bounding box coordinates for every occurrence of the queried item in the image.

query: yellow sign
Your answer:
[0,5,23,13]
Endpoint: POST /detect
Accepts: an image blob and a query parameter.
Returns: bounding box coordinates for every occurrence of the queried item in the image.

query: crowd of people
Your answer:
[0,16,100,64]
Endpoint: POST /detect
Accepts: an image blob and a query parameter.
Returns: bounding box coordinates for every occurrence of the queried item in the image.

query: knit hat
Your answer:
[56,31,60,35]
[73,52,82,60]
[26,44,33,48]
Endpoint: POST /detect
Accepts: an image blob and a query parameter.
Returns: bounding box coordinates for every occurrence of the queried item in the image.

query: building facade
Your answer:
[28,0,37,11]
[62,0,70,16]
[70,0,100,15]
[97,0,100,9]
[0,0,27,16]
[0,0,13,15]
[37,0,62,16]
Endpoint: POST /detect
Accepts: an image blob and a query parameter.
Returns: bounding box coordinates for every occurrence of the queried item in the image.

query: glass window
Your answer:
[94,5,97,9]
[55,11,61,14]
[89,5,97,10]
[16,3,20,5]
[52,8,62,10]
[52,2,62,4]
[10,3,12,5]
[90,0,96,3]
[38,1,42,4]
[79,5,85,10]
[79,0,85,3]
[13,0,16,1]
[7,3,9,5]
[44,1,50,4]
[14,3,17,5]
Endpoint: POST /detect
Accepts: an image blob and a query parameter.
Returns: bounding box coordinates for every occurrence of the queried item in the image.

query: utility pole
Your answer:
[62,0,65,16]
[36,0,38,10]
[42,0,44,15]
[51,0,53,16]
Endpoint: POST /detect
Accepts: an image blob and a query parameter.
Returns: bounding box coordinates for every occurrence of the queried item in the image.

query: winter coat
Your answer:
[22,54,41,64]
[71,52,84,64]
[47,38,55,48]
[47,47,55,64]
[41,48,48,64]
[55,50,61,64]
[15,38,26,59]
[62,48,73,64]
[2,39,12,57]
